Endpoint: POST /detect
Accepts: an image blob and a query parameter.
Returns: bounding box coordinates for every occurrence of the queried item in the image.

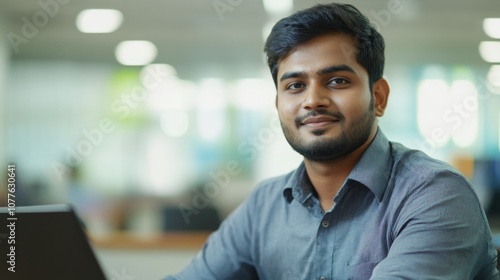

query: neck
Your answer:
[304,129,377,211]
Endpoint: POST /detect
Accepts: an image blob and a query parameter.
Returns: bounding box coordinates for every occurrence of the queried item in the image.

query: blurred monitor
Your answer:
[0,204,107,280]
[471,158,500,230]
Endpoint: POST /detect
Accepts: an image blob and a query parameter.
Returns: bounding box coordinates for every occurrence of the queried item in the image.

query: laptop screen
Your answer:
[0,204,107,280]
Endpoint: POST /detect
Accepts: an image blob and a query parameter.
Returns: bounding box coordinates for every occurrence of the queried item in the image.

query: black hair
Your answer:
[264,3,385,89]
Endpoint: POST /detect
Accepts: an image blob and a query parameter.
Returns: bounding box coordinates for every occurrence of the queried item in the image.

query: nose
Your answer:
[302,83,331,110]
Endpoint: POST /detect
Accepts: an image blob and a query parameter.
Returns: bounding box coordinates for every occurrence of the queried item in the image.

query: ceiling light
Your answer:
[483,18,500,39]
[488,65,500,87]
[76,9,123,33]
[115,40,158,66]
[479,41,500,63]
[262,0,293,17]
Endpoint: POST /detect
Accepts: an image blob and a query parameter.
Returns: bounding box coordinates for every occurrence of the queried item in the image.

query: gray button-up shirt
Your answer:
[166,130,499,279]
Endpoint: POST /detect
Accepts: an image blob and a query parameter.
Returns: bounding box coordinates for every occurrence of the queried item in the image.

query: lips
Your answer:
[295,111,343,130]
[301,115,339,125]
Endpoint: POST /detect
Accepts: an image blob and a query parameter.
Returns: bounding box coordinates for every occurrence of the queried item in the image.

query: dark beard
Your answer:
[281,105,375,162]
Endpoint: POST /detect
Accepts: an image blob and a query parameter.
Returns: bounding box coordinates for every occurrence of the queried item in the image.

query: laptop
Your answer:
[0,204,107,280]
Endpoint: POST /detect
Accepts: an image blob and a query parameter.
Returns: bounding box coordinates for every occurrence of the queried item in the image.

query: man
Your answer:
[166,3,499,279]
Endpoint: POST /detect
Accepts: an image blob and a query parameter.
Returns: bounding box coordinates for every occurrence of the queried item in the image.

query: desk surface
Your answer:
[90,231,212,250]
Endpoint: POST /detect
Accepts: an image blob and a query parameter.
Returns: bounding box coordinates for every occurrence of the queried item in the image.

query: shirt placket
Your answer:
[315,210,336,280]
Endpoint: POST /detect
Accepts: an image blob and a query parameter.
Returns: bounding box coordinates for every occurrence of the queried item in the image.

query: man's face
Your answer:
[276,32,377,162]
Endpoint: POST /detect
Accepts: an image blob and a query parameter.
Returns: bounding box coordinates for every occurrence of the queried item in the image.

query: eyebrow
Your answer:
[279,64,356,83]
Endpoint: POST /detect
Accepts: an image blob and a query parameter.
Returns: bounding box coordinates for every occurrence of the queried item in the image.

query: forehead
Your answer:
[277,33,365,78]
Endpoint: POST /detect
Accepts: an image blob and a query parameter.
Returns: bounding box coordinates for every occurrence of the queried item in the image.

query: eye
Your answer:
[328,78,349,86]
[285,82,306,91]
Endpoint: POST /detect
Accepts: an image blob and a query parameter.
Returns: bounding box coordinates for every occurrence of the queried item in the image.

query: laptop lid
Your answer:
[0,204,107,280]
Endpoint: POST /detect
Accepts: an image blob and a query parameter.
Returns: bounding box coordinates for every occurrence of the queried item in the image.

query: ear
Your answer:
[372,78,390,117]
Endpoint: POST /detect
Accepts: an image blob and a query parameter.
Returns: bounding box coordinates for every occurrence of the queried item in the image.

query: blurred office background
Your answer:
[1,0,500,278]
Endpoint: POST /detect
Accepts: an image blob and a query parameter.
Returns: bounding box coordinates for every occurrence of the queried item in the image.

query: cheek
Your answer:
[277,97,298,119]
[336,92,372,118]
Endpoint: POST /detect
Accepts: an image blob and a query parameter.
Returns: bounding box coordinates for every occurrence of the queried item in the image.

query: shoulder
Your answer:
[385,141,483,220]
[385,142,487,231]
[389,141,470,189]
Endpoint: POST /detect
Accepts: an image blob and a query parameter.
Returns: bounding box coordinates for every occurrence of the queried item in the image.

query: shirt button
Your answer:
[321,220,329,228]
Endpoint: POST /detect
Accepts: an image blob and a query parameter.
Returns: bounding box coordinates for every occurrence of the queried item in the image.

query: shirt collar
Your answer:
[282,128,392,204]
[346,129,392,202]
[282,162,312,204]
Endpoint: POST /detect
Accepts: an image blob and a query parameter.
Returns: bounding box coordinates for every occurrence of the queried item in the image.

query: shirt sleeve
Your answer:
[163,190,259,280]
[370,170,499,279]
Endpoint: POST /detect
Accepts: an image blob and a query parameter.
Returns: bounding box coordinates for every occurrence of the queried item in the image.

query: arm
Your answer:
[371,171,499,279]
[164,193,258,280]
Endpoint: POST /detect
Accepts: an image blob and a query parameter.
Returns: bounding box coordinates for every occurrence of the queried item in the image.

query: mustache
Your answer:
[295,109,344,127]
